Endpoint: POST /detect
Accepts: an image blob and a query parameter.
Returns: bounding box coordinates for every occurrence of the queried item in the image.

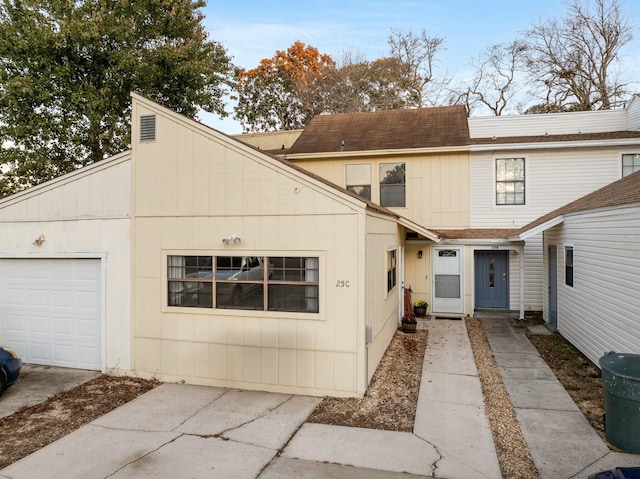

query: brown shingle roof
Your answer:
[518,170,640,235]
[473,130,640,145]
[287,106,470,154]
[433,229,521,240]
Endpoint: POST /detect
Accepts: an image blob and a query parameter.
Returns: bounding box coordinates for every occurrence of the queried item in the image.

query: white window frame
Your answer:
[564,244,574,289]
[345,163,372,200]
[621,152,640,177]
[494,156,527,206]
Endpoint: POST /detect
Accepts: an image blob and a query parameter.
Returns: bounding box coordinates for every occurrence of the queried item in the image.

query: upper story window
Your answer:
[346,164,371,200]
[622,154,640,177]
[167,255,319,313]
[380,162,406,207]
[496,158,525,205]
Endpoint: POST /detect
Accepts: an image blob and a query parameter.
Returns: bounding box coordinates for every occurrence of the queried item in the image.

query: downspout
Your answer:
[519,245,525,320]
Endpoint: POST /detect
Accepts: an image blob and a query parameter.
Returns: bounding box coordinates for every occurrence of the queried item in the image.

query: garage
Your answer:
[0,258,103,370]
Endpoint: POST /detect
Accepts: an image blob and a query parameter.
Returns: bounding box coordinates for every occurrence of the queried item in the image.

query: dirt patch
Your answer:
[0,375,158,469]
[307,329,427,432]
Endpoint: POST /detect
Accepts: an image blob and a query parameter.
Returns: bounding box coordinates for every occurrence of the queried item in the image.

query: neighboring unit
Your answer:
[517,170,640,365]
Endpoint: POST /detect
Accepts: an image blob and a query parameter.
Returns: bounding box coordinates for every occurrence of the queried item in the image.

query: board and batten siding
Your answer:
[364,213,403,383]
[544,206,640,366]
[289,151,470,229]
[131,95,376,397]
[0,154,133,371]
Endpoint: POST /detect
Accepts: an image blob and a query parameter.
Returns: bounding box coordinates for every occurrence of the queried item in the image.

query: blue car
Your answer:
[0,347,21,396]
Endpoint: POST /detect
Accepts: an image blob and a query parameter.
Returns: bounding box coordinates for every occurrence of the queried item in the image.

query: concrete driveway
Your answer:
[0,364,100,419]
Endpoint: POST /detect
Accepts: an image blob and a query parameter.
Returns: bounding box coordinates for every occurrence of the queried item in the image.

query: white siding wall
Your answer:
[471,146,626,311]
[0,155,132,370]
[545,206,640,365]
[628,96,640,131]
[469,109,628,138]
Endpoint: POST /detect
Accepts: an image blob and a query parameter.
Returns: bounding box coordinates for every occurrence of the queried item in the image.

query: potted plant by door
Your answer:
[413,299,428,318]
[401,316,417,333]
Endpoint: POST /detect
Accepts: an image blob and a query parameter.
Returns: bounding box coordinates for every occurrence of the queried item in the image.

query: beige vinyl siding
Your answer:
[131,96,377,397]
[234,129,303,151]
[545,206,640,365]
[469,109,628,138]
[0,154,132,371]
[364,214,402,383]
[290,152,470,229]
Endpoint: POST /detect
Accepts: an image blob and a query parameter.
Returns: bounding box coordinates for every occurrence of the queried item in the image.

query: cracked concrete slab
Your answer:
[282,423,440,477]
[222,395,321,450]
[176,389,293,436]
[93,383,226,431]
[109,434,275,479]
[414,400,501,479]
[0,424,179,479]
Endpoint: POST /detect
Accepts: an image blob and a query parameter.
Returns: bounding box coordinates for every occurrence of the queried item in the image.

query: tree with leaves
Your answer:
[0,0,235,196]
[234,41,335,132]
[524,0,632,112]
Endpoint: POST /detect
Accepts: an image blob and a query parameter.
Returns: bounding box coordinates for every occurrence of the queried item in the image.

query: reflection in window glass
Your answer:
[346,164,371,200]
[622,154,640,177]
[496,158,525,205]
[380,163,406,207]
[167,256,213,307]
[168,255,319,313]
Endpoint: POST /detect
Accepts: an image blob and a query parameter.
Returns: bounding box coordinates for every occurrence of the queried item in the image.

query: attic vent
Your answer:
[140,115,156,142]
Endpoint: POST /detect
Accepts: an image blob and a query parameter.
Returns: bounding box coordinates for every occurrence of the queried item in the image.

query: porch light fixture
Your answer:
[418,250,423,259]
[222,233,241,245]
[32,234,45,246]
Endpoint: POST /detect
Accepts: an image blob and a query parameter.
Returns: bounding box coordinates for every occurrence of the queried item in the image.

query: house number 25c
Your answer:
[336,280,351,287]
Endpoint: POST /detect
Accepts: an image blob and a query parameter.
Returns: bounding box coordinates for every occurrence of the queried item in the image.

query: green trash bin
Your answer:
[599,352,640,453]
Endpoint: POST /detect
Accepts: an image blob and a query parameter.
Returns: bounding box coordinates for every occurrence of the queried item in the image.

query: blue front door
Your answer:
[475,250,509,309]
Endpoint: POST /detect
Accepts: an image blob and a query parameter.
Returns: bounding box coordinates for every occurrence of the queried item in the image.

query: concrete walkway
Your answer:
[481,317,640,479]
[1,317,639,478]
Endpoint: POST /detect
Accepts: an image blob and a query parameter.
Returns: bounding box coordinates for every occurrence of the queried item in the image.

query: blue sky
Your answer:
[200,1,640,133]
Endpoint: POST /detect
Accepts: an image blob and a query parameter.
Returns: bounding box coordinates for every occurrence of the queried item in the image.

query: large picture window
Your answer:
[346,164,371,200]
[622,153,640,177]
[496,158,525,205]
[168,255,319,313]
[380,163,405,207]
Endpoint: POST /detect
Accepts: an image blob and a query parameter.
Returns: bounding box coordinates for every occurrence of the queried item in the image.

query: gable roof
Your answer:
[517,170,640,237]
[286,105,469,155]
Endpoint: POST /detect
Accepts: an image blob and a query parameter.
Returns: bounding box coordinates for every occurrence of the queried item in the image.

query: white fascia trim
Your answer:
[397,217,440,242]
[440,238,523,246]
[285,145,470,161]
[516,215,564,240]
[470,138,640,152]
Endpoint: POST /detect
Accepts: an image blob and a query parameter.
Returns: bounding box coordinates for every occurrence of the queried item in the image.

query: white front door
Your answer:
[432,247,464,314]
[0,258,102,369]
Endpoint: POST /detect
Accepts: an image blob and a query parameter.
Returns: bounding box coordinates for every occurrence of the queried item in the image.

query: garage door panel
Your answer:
[0,259,102,370]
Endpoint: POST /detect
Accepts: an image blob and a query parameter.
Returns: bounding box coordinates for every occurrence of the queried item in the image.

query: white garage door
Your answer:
[0,258,102,370]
